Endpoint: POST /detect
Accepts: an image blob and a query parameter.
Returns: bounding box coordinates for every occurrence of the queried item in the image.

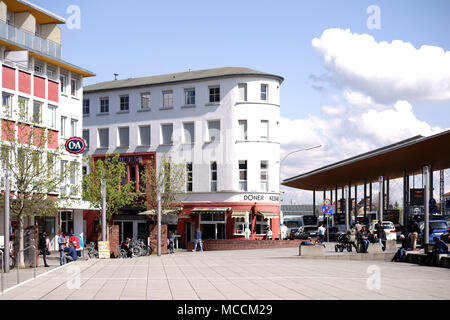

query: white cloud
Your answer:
[312,28,450,104]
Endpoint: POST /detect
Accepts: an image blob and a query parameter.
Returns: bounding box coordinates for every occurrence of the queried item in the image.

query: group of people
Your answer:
[56,232,84,266]
[343,221,383,253]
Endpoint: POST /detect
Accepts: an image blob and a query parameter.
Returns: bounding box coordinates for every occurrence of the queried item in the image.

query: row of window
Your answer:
[2,92,59,127]
[198,212,270,237]
[84,118,271,150]
[182,160,270,193]
[83,83,270,116]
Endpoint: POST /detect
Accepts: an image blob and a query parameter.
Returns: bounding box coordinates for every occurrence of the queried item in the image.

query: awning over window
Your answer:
[231,211,249,218]
[138,208,182,216]
[191,207,230,214]
[258,211,278,219]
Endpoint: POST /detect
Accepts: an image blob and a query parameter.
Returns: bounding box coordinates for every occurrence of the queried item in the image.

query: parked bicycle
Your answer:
[118,238,152,258]
[86,242,99,259]
[0,248,16,270]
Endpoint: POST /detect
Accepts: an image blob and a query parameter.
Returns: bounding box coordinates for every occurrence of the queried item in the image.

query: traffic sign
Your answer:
[322,206,333,214]
[323,198,331,207]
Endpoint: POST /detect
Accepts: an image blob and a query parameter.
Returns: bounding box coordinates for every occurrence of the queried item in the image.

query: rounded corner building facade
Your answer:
[83,67,284,247]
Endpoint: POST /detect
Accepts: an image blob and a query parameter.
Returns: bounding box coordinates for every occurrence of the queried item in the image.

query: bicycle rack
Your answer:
[17,245,36,285]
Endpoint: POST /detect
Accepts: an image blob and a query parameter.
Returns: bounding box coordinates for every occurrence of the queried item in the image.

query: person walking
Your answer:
[375,220,385,250]
[192,228,203,252]
[408,220,420,251]
[267,228,273,240]
[168,232,175,254]
[77,233,84,259]
[346,224,358,252]
[58,232,66,266]
[38,232,50,267]
[318,223,326,248]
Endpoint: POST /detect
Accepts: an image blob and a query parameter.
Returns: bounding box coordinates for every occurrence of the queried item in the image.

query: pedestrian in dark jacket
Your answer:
[63,242,78,263]
[408,220,420,251]
[421,237,449,266]
[358,227,370,253]
[392,234,410,262]
[375,221,385,249]
[38,232,50,267]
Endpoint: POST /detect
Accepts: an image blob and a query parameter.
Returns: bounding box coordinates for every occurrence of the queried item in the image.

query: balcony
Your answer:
[0,20,61,60]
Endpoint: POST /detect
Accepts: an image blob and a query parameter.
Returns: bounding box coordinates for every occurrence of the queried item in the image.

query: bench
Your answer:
[299,245,324,257]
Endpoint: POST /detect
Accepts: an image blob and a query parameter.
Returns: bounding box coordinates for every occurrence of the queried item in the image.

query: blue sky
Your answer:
[36,0,450,125]
[34,0,450,203]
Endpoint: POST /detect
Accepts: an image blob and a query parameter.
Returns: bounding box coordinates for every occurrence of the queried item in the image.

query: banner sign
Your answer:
[98,241,110,259]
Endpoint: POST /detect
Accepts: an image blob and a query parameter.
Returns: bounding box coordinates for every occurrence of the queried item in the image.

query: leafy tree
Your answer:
[143,153,187,215]
[0,102,77,268]
[82,153,139,237]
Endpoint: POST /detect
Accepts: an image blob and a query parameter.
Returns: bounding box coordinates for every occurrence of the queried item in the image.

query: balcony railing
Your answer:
[0,20,62,60]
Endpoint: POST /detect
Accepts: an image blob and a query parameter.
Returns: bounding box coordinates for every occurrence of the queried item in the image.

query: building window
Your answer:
[141,92,151,109]
[60,116,67,137]
[98,128,109,148]
[207,120,220,143]
[234,217,246,235]
[33,101,43,123]
[60,73,67,94]
[47,105,57,129]
[70,161,79,195]
[118,127,130,147]
[83,99,90,116]
[47,152,56,179]
[34,62,44,75]
[120,95,129,111]
[238,120,247,140]
[162,90,173,108]
[70,119,78,137]
[238,83,247,101]
[60,160,68,194]
[71,78,78,97]
[18,97,29,118]
[210,161,217,192]
[256,215,270,235]
[239,160,247,191]
[47,65,56,80]
[82,129,89,150]
[139,125,151,146]
[60,211,74,235]
[186,163,193,192]
[260,161,268,192]
[183,122,195,144]
[161,124,173,145]
[184,88,195,105]
[261,84,268,101]
[261,120,269,141]
[100,97,109,113]
[2,93,13,118]
[209,86,220,103]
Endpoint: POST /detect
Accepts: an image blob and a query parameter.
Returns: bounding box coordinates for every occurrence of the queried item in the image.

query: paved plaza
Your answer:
[0,247,449,300]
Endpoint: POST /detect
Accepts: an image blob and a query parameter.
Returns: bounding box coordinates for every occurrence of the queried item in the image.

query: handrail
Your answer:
[17,245,36,285]
[0,250,3,293]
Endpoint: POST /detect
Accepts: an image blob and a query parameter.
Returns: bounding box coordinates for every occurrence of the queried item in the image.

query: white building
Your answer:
[0,0,95,250]
[83,67,284,245]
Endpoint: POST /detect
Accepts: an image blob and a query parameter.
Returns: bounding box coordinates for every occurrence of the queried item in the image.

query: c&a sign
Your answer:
[65,137,86,154]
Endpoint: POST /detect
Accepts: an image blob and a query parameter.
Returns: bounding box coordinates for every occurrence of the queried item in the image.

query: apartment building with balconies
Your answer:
[0,0,95,250]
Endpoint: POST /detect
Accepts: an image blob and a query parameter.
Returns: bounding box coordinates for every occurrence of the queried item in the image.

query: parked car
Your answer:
[368,221,397,241]
[418,220,450,245]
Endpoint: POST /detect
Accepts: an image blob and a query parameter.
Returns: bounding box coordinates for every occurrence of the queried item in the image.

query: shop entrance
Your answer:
[114,220,148,243]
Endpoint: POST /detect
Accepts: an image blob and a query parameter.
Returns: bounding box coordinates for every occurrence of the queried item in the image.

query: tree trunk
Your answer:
[18,215,25,269]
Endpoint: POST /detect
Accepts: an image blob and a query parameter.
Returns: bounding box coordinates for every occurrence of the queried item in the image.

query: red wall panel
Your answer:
[18,123,31,144]
[2,66,15,90]
[48,80,59,103]
[34,76,46,99]
[18,71,31,94]
[1,120,15,141]
[47,130,58,150]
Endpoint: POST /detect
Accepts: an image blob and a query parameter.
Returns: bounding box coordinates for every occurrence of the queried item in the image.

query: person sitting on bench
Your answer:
[421,237,449,266]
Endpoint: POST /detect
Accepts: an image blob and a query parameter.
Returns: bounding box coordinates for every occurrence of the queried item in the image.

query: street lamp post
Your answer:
[101,179,107,241]
[4,171,10,273]
[278,145,322,240]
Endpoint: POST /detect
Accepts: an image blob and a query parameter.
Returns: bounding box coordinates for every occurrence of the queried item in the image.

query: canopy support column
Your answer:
[378,176,384,222]
[424,166,431,246]
[345,184,350,231]
[364,179,367,219]
[403,171,409,233]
